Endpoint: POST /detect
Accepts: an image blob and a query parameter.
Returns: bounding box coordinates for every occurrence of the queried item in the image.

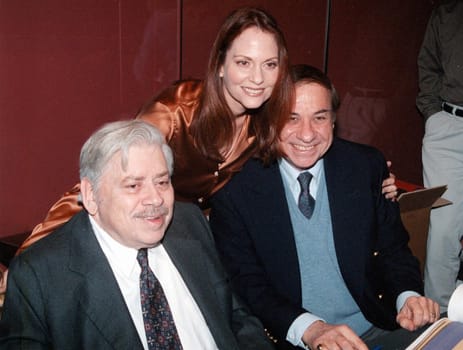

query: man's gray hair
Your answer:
[80,120,173,188]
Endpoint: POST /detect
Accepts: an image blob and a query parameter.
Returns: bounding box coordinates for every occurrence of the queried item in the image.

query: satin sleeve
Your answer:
[137,79,202,142]
[17,183,83,254]
[137,101,174,141]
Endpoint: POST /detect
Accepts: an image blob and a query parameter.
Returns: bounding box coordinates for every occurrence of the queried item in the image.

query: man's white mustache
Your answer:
[134,206,169,218]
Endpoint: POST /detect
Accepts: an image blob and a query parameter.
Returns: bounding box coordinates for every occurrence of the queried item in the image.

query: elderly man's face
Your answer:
[279,82,335,170]
[82,144,174,249]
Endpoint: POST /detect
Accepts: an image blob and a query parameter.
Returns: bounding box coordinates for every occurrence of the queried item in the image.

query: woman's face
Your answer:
[220,26,279,116]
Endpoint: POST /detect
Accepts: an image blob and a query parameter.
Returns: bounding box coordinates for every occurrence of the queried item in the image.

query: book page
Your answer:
[449,284,463,322]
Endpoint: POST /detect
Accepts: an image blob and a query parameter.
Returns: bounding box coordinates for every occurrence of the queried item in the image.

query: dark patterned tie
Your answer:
[137,248,183,350]
[297,172,315,219]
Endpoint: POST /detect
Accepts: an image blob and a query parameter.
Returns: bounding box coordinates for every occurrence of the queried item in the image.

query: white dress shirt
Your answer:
[90,215,218,350]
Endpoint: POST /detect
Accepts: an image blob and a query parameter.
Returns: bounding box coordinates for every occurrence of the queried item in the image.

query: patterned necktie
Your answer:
[137,248,183,350]
[297,172,315,219]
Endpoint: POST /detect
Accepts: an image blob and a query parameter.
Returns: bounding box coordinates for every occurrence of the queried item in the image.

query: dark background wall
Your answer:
[0,0,434,238]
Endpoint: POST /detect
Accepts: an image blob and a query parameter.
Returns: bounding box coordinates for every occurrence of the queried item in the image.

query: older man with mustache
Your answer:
[0,120,273,350]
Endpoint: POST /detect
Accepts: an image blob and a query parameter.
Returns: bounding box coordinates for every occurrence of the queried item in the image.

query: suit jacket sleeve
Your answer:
[324,139,423,328]
[1,254,53,349]
[364,152,423,300]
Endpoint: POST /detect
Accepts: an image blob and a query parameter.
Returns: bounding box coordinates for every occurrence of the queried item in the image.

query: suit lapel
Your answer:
[324,139,367,297]
[67,212,143,349]
[162,224,237,350]
[241,160,303,304]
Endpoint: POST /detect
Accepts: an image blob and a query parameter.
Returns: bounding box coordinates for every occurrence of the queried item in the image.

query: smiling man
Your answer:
[210,65,439,350]
[0,120,273,350]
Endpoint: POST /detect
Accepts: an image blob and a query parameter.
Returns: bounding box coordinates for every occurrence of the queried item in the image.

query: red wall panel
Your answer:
[328,0,434,184]
[0,0,179,237]
[181,0,326,79]
[0,0,435,239]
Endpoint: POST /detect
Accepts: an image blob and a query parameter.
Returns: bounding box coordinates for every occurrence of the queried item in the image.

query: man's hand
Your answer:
[396,296,440,331]
[302,321,368,350]
[382,161,398,201]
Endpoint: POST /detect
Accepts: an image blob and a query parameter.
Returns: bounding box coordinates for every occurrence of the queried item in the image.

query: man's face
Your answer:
[279,82,334,170]
[82,144,174,249]
[220,26,279,115]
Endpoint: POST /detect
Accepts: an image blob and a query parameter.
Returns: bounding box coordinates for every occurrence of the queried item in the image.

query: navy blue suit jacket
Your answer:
[209,138,423,349]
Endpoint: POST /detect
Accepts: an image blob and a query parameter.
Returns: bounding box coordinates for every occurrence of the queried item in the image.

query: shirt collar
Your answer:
[278,157,323,199]
[89,215,140,278]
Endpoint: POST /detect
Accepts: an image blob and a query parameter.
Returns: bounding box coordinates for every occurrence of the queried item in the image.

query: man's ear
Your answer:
[80,178,98,216]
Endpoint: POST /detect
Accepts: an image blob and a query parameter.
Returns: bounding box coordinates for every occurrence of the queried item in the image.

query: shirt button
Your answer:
[214,171,219,177]
[373,251,379,256]
[378,294,383,299]
[197,197,204,203]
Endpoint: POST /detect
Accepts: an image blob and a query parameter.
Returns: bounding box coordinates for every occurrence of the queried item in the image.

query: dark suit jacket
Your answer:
[0,202,273,350]
[209,138,423,350]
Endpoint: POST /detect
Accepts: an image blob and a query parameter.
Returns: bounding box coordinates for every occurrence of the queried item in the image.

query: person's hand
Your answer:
[382,161,398,201]
[301,320,368,350]
[396,296,440,331]
[0,267,6,292]
[0,268,7,307]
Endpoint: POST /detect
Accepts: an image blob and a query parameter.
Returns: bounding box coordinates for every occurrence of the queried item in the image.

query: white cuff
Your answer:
[286,313,325,348]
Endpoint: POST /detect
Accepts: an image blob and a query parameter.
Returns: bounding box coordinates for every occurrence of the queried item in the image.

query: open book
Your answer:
[405,318,463,349]
[406,285,463,350]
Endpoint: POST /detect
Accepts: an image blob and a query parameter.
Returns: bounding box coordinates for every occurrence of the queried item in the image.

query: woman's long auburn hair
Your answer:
[189,7,293,163]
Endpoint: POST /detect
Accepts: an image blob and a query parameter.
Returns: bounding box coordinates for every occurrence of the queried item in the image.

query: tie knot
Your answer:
[297,172,313,192]
[137,248,149,268]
